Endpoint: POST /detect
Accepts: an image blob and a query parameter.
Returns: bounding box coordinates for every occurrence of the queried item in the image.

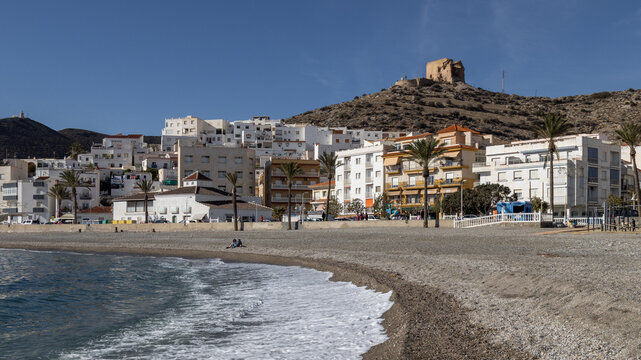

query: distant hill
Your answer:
[0,117,159,159]
[285,81,641,140]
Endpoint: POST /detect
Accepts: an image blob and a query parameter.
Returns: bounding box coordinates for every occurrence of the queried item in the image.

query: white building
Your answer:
[110,171,154,198]
[112,175,270,223]
[161,115,236,151]
[334,142,391,213]
[473,134,623,217]
[78,134,148,169]
[1,178,50,223]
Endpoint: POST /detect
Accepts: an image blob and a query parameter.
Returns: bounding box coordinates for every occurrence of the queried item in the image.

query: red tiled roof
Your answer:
[104,134,144,139]
[437,124,480,134]
[183,171,212,181]
[309,180,334,189]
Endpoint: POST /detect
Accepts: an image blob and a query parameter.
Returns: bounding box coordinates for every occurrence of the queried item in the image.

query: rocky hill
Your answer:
[0,117,107,159]
[285,81,641,141]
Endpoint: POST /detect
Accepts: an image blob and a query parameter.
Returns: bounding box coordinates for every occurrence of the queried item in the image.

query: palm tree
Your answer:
[59,170,85,224]
[280,161,303,230]
[533,113,572,218]
[402,138,448,228]
[225,172,239,231]
[615,122,641,212]
[68,142,84,161]
[135,178,154,224]
[318,152,342,220]
[47,183,70,219]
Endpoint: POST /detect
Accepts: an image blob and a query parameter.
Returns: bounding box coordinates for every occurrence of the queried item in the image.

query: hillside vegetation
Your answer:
[286,82,641,141]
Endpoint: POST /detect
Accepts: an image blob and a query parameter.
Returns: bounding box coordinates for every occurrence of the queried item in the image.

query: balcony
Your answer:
[365,177,373,183]
[2,196,18,201]
[79,194,92,200]
[271,184,310,190]
[33,194,45,200]
[588,177,599,184]
[385,166,401,174]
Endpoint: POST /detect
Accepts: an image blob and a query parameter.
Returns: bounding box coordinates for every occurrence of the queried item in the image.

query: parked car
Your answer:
[22,219,40,225]
[462,214,478,219]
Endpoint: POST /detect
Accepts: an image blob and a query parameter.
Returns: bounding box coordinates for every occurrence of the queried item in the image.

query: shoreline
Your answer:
[0,240,530,359]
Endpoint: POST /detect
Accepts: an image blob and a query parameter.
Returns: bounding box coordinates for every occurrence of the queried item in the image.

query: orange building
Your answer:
[263,158,321,211]
[382,125,493,215]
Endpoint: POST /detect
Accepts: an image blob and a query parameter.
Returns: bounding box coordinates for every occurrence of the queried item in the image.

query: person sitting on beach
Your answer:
[236,239,246,247]
[226,239,238,249]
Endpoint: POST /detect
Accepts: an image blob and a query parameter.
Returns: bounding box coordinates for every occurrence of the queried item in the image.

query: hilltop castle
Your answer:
[394,58,465,88]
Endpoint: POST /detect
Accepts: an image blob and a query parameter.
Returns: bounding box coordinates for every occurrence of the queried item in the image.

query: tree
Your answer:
[225,172,239,231]
[280,161,302,230]
[327,196,343,217]
[402,138,447,228]
[135,178,154,224]
[347,198,365,214]
[373,192,389,218]
[533,113,571,217]
[68,142,84,161]
[318,152,342,221]
[272,207,286,221]
[615,122,641,213]
[441,184,515,215]
[531,197,549,213]
[59,170,85,224]
[47,183,70,219]
[606,195,624,207]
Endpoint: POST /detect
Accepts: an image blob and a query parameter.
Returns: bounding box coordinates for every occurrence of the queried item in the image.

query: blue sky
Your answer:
[1,0,640,134]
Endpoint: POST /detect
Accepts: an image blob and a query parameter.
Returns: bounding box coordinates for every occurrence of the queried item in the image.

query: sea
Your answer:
[0,249,392,360]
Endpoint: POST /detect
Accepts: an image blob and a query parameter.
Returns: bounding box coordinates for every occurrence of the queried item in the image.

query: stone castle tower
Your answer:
[426,58,465,84]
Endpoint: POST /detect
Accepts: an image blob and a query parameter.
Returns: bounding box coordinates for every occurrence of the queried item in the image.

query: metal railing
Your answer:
[454,213,548,228]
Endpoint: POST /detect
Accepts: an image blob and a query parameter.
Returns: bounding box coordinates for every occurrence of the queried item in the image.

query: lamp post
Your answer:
[459,179,467,219]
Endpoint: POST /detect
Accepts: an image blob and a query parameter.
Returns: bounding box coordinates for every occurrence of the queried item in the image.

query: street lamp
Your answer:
[459,178,467,219]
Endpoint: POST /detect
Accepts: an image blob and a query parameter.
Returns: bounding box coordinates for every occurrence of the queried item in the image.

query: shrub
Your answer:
[590,91,612,99]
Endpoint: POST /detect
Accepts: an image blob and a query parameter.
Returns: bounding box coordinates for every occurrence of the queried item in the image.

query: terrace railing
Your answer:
[453,213,545,228]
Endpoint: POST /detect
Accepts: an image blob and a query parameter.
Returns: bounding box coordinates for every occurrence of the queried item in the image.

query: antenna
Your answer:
[501,69,505,93]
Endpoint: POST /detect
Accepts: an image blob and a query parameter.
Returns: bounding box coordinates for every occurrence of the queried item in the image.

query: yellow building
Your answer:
[382,125,493,215]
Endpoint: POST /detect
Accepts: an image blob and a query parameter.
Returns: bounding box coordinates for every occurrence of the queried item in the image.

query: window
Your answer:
[392,177,399,187]
[375,186,381,192]
[202,171,210,177]
[514,190,523,200]
[235,157,243,164]
[588,167,598,183]
[610,169,619,185]
[375,170,381,177]
[218,185,226,191]
[184,155,193,163]
[337,175,342,181]
[529,169,539,180]
[355,188,361,194]
[218,156,227,164]
[355,173,361,179]
[236,171,243,179]
[409,176,416,186]
[498,172,507,182]
[201,156,210,163]
[376,155,381,162]
[218,171,226,178]
[588,147,598,164]
[513,171,523,180]
[355,158,361,165]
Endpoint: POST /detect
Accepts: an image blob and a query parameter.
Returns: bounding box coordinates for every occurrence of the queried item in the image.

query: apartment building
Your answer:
[263,158,320,211]
[309,181,335,211]
[1,178,50,223]
[110,171,155,198]
[177,142,256,195]
[0,159,28,187]
[382,125,493,215]
[161,115,235,151]
[473,133,623,217]
[334,142,392,212]
[78,134,148,169]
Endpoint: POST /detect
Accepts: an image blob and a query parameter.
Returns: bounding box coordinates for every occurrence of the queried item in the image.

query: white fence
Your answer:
[553,217,603,226]
[454,213,549,228]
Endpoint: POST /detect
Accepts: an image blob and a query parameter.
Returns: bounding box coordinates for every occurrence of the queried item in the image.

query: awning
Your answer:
[365,198,374,207]
[383,157,400,166]
[387,190,401,196]
[59,213,75,220]
[403,190,421,195]
[192,213,207,220]
[444,151,461,159]
[428,188,439,195]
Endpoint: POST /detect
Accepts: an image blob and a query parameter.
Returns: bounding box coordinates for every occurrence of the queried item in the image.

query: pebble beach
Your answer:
[1,226,639,359]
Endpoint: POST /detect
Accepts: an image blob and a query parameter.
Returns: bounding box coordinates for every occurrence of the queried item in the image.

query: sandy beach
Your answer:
[1,226,640,359]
